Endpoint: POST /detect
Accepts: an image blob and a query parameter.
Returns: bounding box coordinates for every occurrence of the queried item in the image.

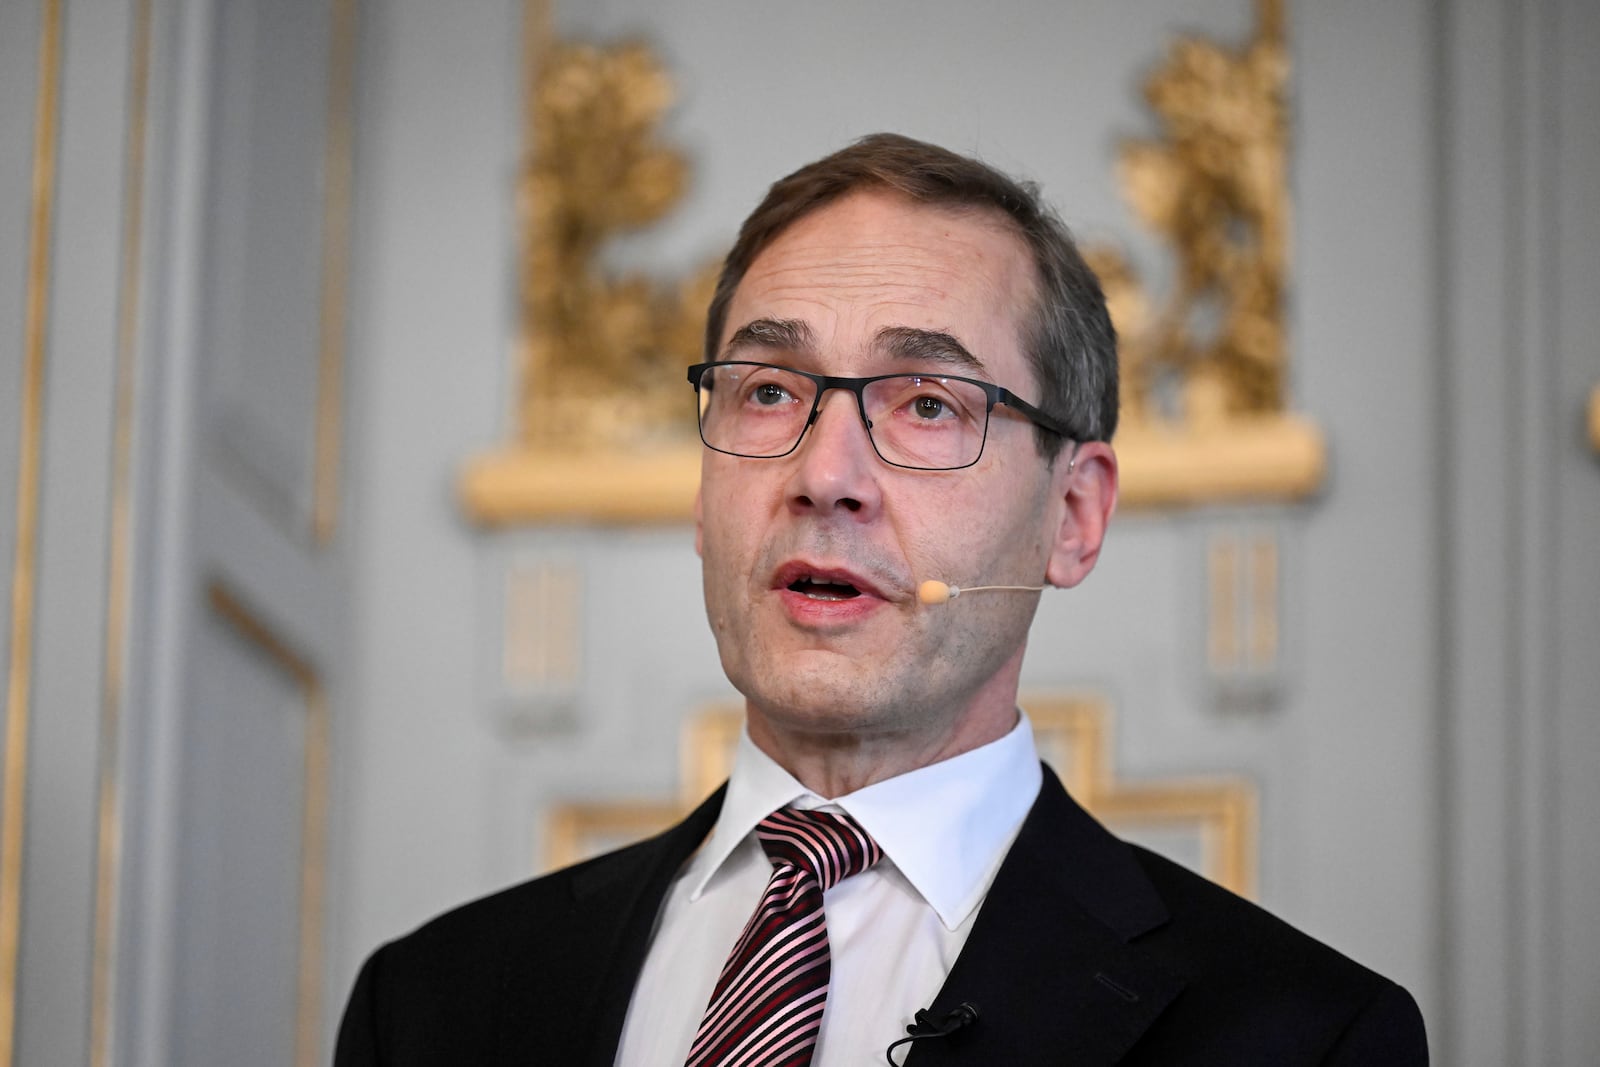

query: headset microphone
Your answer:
[918,579,1049,606]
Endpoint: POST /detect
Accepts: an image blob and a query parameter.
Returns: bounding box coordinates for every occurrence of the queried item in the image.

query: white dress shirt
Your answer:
[614,714,1043,1066]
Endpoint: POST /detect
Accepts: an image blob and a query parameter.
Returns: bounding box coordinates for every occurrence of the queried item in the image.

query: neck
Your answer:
[746,694,1021,799]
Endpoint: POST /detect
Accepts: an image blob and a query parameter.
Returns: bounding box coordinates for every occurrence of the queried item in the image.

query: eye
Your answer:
[886,376,971,423]
[751,381,793,406]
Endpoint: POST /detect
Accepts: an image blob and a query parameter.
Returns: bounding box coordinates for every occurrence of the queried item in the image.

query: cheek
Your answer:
[698,478,767,601]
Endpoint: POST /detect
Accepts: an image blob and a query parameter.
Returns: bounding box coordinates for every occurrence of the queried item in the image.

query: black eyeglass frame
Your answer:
[686,360,1079,471]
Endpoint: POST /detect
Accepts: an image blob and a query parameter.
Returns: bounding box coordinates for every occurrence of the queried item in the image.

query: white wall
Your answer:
[1,0,1594,1063]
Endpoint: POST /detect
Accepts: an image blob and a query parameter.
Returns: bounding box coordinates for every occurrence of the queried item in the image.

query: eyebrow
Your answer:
[722,318,816,359]
[875,326,986,374]
[720,319,987,375]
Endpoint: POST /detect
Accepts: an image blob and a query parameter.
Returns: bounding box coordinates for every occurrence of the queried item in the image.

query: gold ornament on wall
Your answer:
[1089,0,1289,427]
[461,1,716,524]
[1092,0,1325,505]
[462,0,1324,525]
[518,37,718,452]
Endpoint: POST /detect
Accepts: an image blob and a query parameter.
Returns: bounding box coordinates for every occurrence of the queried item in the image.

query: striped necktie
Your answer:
[685,807,883,1067]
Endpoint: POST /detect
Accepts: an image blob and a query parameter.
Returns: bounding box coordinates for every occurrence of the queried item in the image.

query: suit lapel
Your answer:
[908,767,1186,1065]
[493,786,726,1067]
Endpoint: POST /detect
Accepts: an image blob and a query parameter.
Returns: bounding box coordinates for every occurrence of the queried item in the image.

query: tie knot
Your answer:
[756,807,883,891]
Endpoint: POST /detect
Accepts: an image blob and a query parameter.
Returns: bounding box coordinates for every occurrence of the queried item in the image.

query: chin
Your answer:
[735,660,922,738]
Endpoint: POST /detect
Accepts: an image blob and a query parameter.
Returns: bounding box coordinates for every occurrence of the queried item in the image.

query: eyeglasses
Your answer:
[687,361,1076,471]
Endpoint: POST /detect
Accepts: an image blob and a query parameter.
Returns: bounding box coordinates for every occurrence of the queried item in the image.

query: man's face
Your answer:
[696,189,1074,755]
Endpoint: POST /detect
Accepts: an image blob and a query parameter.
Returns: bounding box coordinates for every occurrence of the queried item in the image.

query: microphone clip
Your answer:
[884,1001,980,1065]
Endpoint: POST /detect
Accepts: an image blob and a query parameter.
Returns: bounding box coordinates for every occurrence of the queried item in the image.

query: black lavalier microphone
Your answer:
[884,1001,981,1065]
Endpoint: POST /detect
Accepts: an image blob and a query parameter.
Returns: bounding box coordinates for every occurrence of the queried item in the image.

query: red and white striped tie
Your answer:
[685,807,883,1067]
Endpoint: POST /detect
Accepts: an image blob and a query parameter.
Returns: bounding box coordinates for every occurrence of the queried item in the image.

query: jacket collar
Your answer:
[907,766,1186,1065]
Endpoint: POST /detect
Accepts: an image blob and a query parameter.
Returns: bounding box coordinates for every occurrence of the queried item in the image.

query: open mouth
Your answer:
[787,576,862,601]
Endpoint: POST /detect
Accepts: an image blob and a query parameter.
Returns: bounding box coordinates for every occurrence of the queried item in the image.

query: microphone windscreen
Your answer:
[918,580,953,605]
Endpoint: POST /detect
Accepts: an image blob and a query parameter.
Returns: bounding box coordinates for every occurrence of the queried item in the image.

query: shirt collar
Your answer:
[687,713,1042,931]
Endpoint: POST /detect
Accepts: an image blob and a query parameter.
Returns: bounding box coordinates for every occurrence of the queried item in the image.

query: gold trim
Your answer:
[90,2,155,1063]
[460,414,1325,526]
[1027,697,1109,798]
[1112,416,1325,507]
[205,584,330,1067]
[544,802,682,870]
[1247,536,1278,668]
[1091,781,1258,897]
[311,0,357,546]
[680,704,742,804]
[1208,538,1240,670]
[461,445,701,525]
[2,2,62,1061]
[1588,384,1599,453]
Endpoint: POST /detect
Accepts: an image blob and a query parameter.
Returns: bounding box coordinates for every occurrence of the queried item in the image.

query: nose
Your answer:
[786,389,882,518]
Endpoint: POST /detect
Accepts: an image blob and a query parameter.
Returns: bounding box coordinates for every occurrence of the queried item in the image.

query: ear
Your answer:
[694,485,705,558]
[1044,442,1118,589]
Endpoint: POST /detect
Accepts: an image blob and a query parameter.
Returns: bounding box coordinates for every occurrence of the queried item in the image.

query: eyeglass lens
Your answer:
[696,363,991,470]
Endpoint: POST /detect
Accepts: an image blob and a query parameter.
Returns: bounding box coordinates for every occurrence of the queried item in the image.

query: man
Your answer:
[336,134,1428,1065]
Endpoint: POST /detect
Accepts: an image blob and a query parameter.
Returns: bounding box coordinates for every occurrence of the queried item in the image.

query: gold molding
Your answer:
[461,445,700,526]
[460,413,1325,526]
[679,704,742,803]
[544,802,683,870]
[1588,384,1598,453]
[205,584,330,1067]
[311,0,357,546]
[90,2,155,1064]
[1091,782,1257,897]
[548,696,1256,897]
[2,2,62,1062]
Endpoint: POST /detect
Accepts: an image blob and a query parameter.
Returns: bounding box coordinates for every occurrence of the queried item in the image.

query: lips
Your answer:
[772,561,888,602]
[788,576,860,601]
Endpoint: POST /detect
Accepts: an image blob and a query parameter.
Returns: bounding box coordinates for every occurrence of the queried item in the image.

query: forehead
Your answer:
[723,189,1038,382]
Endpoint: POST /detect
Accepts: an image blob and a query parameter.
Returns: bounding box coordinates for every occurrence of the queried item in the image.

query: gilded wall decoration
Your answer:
[462,0,1323,524]
[462,4,712,524]
[518,39,718,453]
[1090,0,1290,427]
[1089,0,1325,506]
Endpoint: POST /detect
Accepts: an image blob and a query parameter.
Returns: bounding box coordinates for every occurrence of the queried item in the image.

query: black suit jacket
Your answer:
[335,767,1427,1064]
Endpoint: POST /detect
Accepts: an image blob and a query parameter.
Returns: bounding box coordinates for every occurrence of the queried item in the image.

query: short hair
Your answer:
[704,132,1118,454]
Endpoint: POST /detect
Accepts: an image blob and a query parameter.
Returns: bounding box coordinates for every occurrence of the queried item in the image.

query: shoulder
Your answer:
[336,791,725,1066]
[377,837,656,971]
[1126,845,1428,1063]
[336,840,661,1060]
[366,831,684,1004]
[365,784,725,986]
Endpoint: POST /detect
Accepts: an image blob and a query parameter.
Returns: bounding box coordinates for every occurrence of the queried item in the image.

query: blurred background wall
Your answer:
[1,0,1596,1064]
